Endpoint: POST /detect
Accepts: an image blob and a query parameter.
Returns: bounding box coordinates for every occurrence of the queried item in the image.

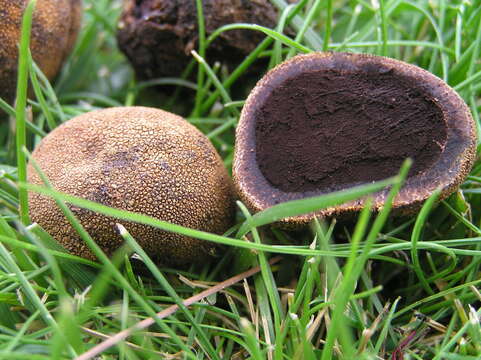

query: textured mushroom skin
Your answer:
[234,52,477,227]
[0,0,82,106]
[27,107,236,265]
[116,0,279,80]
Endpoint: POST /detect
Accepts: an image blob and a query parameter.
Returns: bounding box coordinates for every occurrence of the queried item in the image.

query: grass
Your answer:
[0,0,481,359]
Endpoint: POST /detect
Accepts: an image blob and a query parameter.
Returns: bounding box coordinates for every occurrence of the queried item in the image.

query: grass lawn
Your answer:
[1,0,481,359]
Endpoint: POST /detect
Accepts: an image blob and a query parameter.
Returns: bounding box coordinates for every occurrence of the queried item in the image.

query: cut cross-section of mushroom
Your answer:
[233,52,477,227]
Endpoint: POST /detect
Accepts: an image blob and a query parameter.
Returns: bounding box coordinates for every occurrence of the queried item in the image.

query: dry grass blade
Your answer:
[80,327,175,356]
[244,279,257,327]
[471,285,481,301]
[75,256,283,360]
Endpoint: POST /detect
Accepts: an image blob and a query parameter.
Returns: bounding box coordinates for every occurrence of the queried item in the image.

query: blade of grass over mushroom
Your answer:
[21,182,352,258]
[15,0,36,225]
[236,175,397,238]
[22,195,474,260]
[22,183,452,264]
[206,24,312,55]
[24,175,454,261]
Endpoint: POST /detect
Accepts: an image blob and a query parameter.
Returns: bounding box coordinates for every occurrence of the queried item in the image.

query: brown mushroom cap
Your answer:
[116,0,279,80]
[27,106,235,265]
[234,52,477,227]
[0,0,82,106]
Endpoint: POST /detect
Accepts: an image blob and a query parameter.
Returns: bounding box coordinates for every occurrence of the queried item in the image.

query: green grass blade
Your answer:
[237,176,397,237]
[15,0,36,225]
[410,188,442,296]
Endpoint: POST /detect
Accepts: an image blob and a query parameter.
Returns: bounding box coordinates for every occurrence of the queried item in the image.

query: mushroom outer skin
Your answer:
[116,0,279,80]
[27,106,236,265]
[233,52,477,228]
[0,0,82,106]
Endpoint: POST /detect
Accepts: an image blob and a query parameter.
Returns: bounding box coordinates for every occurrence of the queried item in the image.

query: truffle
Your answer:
[0,0,82,106]
[27,106,235,265]
[234,52,477,226]
[116,0,279,80]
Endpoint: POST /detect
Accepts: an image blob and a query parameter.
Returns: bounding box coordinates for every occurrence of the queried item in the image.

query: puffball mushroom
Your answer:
[116,0,279,80]
[234,52,477,227]
[0,0,82,106]
[27,107,235,265]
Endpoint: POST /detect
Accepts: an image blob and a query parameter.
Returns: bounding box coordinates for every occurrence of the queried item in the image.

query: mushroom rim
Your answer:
[233,52,477,225]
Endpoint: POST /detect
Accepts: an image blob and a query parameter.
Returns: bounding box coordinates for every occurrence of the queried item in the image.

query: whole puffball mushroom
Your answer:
[27,107,236,265]
[0,0,82,107]
[234,52,477,227]
[116,0,279,80]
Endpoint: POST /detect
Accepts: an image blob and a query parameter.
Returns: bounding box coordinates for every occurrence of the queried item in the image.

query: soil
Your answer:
[255,69,447,193]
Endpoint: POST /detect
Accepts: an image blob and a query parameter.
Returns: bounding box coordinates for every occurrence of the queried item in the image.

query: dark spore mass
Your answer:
[255,69,447,193]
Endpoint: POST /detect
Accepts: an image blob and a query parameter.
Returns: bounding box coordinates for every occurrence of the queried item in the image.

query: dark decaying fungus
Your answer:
[116,0,279,80]
[0,0,82,107]
[27,107,235,265]
[233,52,477,226]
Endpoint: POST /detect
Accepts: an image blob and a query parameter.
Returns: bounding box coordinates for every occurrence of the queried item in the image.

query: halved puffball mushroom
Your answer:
[27,107,235,265]
[0,0,82,106]
[234,52,477,226]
